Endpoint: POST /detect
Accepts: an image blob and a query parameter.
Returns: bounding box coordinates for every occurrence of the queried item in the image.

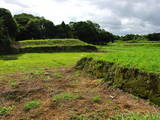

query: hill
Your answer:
[16,39,97,53]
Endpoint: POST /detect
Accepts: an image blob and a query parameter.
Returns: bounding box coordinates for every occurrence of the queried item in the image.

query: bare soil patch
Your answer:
[0,67,160,120]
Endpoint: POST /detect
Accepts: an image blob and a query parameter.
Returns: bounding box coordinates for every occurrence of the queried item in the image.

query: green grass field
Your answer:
[94,45,160,73]
[0,52,97,75]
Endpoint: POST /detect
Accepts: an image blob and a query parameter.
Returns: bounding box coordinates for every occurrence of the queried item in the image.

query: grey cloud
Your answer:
[86,0,160,35]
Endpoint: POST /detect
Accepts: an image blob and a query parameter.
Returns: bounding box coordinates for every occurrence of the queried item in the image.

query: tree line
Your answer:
[119,33,160,42]
[14,13,116,45]
[0,8,160,53]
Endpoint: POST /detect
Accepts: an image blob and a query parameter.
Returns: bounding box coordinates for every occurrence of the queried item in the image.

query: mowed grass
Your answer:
[92,45,160,73]
[0,52,94,74]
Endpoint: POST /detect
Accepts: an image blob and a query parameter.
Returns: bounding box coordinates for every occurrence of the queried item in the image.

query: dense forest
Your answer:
[0,8,160,53]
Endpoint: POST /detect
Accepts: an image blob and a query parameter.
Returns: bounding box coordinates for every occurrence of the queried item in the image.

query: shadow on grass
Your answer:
[0,54,22,61]
[0,45,98,61]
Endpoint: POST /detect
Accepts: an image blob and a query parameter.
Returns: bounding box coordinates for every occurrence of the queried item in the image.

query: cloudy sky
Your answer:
[0,0,160,35]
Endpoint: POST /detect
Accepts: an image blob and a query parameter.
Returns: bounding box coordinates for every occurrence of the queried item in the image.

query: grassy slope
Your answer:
[18,39,91,48]
[94,43,160,73]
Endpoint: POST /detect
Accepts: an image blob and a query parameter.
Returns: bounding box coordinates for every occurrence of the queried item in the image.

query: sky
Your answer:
[0,0,160,35]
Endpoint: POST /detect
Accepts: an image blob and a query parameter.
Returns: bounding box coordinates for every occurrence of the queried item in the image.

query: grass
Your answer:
[91,96,101,103]
[0,52,95,75]
[109,112,160,120]
[91,45,160,73]
[9,80,18,88]
[24,100,41,111]
[0,106,15,116]
[54,72,63,78]
[52,93,75,102]
[18,39,90,48]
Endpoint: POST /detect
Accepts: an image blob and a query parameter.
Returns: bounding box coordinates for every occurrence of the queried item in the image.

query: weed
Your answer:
[70,114,88,120]
[74,95,83,99]
[96,79,104,84]
[9,80,18,88]
[73,71,81,77]
[91,96,101,103]
[54,72,62,78]
[24,100,41,111]
[0,105,15,116]
[52,93,74,102]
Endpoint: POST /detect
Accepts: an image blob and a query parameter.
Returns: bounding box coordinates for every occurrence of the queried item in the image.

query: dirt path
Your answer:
[0,67,160,120]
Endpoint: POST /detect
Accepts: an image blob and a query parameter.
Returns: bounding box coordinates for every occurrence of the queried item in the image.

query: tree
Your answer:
[70,21,114,45]
[70,21,98,44]
[98,29,114,44]
[147,33,160,41]
[0,8,17,53]
[14,13,55,40]
[55,21,73,38]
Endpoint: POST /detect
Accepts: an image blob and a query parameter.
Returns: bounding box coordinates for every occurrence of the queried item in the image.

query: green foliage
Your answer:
[119,34,146,42]
[0,8,17,52]
[70,114,88,120]
[24,100,41,111]
[55,21,73,38]
[91,96,101,103]
[54,72,62,78]
[52,93,74,102]
[70,20,114,45]
[147,33,160,41]
[109,112,160,120]
[9,80,18,88]
[13,12,116,44]
[0,106,15,116]
[14,13,55,40]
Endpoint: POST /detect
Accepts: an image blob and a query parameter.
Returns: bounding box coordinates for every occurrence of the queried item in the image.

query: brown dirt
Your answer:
[0,67,160,120]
